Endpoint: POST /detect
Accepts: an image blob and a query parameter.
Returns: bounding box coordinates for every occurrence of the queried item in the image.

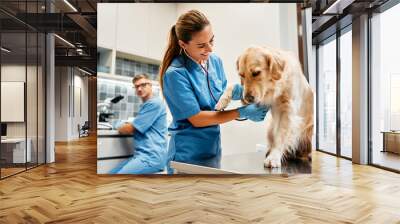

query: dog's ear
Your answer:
[236,56,245,85]
[264,51,285,81]
[236,55,241,71]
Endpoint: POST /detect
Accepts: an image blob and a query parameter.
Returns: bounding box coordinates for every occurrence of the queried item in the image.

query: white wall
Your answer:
[98,3,299,155]
[72,74,89,138]
[1,65,26,140]
[279,4,299,57]
[55,67,68,141]
[1,65,32,137]
[55,67,89,141]
[176,4,298,82]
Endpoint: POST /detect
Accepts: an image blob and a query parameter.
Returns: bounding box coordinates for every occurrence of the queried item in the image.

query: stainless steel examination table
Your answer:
[170,151,311,175]
[97,129,311,175]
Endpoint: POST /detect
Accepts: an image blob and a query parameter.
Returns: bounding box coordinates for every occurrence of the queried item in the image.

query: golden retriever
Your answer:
[216,46,314,168]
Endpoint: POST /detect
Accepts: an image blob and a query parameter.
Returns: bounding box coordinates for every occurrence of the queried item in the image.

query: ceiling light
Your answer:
[63,0,78,12]
[322,0,354,15]
[54,34,75,48]
[78,67,93,76]
[1,47,11,53]
[76,48,84,55]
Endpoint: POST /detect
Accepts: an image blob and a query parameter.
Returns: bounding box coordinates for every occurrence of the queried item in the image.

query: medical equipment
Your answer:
[199,60,219,104]
[199,61,247,121]
[97,95,124,130]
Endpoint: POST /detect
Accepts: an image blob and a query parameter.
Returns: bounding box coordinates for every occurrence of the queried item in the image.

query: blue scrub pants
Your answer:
[109,156,163,174]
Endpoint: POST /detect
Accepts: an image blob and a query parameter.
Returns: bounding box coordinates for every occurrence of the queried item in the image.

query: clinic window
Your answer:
[339,28,352,159]
[370,2,400,172]
[317,36,337,155]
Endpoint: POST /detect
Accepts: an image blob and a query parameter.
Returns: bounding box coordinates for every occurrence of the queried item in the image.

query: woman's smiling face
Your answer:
[179,25,214,63]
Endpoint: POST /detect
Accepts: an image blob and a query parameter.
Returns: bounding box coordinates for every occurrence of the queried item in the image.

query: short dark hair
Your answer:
[132,73,150,83]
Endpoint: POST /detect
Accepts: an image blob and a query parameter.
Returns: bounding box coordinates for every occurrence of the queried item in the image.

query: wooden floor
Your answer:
[1,167,26,178]
[1,136,400,223]
[1,163,45,178]
[372,151,400,171]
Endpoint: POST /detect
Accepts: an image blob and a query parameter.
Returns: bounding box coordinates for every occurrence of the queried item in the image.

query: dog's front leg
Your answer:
[215,84,234,111]
[264,148,283,168]
[264,110,292,168]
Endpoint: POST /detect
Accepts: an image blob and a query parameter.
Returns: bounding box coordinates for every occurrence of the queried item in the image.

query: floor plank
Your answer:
[0,135,399,223]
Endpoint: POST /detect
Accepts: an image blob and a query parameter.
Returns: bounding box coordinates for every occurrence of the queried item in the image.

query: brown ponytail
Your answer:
[159,25,180,91]
[159,10,210,92]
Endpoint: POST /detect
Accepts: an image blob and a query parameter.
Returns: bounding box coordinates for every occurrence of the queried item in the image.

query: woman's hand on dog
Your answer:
[237,104,269,122]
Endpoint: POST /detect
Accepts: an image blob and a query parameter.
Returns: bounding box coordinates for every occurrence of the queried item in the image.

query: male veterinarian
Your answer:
[110,74,168,174]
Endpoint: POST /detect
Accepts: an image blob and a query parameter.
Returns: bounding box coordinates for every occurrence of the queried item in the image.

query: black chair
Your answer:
[78,121,90,138]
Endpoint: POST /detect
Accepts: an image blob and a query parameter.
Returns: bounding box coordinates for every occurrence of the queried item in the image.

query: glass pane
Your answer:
[38,33,45,165]
[27,31,38,169]
[340,30,352,158]
[371,4,400,171]
[1,31,27,177]
[318,38,337,154]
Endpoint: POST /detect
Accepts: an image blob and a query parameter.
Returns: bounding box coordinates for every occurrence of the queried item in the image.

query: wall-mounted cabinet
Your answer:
[116,4,149,59]
[98,3,176,62]
[97,3,118,50]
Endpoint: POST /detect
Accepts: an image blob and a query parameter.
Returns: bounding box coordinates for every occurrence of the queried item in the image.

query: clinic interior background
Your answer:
[97,3,303,156]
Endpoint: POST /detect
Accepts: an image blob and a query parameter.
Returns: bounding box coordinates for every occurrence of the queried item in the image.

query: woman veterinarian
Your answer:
[159,10,269,173]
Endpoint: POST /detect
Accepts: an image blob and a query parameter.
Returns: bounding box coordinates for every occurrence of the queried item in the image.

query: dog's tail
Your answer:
[295,123,313,161]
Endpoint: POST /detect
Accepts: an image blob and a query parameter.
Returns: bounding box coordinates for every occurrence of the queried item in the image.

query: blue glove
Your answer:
[238,104,269,122]
[112,120,123,130]
[231,84,243,100]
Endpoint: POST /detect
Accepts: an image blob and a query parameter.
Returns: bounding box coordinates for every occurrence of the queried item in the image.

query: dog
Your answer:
[215,46,314,168]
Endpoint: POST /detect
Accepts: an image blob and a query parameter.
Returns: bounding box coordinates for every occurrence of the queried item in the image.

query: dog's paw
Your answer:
[264,154,282,168]
[215,97,231,111]
[215,85,235,111]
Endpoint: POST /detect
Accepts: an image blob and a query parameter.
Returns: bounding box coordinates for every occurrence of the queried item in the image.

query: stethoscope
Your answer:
[199,60,219,104]
[182,50,219,104]
[196,55,247,121]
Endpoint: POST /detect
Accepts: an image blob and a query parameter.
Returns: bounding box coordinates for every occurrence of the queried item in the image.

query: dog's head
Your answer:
[237,46,285,104]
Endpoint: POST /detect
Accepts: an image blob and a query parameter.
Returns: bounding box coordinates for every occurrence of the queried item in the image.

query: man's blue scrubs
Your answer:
[110,97,168,174]
[162,53,227,172]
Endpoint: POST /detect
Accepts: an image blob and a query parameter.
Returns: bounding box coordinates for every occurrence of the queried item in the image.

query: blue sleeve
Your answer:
[163,70,201,121]
[133,100,163,133]
[217,57,227,91]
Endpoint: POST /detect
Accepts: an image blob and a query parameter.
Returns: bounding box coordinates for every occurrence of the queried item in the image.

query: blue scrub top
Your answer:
[132,96,168,170]
[162,53,227,168]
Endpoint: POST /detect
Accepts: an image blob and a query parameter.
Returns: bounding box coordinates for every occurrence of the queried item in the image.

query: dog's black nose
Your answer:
[245,94,254,103]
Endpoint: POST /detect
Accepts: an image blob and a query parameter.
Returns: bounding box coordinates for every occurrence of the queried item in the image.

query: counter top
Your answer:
[170,151,311,175]
[97,130,135,159]
[381,131,400,134]
[97,130,134,138]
